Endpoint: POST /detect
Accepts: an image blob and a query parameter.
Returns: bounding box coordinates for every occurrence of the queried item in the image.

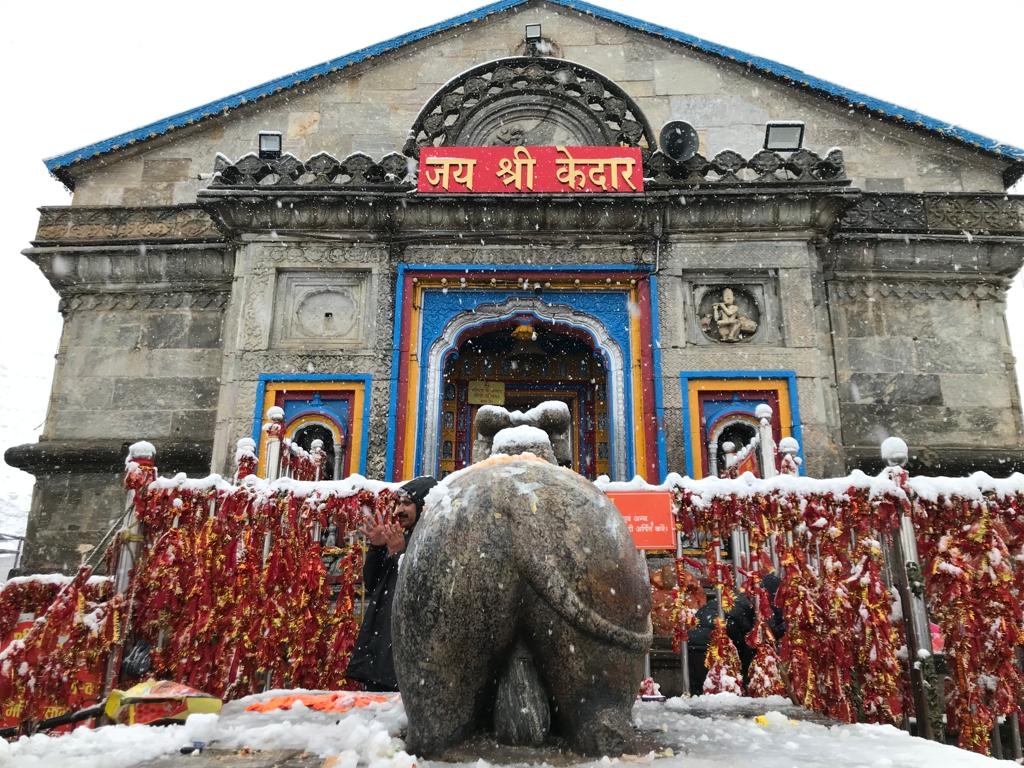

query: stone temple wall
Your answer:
[825,238,1024,473]
[9,207,231,570]
[11,3,1024,571]
[212,240,394,481]
[63,3,1006,208]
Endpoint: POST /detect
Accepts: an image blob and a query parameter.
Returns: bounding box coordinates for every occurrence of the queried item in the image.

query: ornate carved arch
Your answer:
[404,57,655,156]
[421,297,628,479]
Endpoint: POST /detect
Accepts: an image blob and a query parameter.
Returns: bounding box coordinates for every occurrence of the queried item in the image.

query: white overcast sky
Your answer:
[2,1,1023,529]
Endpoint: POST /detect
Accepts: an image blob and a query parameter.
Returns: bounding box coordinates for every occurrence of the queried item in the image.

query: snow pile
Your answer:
[0,692,1011,768]
[491,424,550,454]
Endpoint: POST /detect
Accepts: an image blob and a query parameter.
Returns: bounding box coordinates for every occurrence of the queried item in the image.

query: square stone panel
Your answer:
[271,270,375,348]
[681,272,781,346]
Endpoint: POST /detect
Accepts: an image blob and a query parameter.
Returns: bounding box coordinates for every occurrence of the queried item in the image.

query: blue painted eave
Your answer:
[557,0,1024,166]
[45,0,1024,185]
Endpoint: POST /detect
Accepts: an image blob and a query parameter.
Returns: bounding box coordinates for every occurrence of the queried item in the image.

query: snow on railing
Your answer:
[3,435,1022,756]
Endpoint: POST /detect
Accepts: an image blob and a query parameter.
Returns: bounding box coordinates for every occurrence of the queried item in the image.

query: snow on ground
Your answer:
[0,691,1013,768]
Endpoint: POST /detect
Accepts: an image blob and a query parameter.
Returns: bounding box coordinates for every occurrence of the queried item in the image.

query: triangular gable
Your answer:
[44,0,1024,187]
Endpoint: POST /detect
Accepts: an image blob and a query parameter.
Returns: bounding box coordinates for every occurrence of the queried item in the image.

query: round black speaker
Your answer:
[659,121,699,162]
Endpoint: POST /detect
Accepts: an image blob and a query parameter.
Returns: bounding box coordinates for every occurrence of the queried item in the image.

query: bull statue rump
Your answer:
[393,454,652,756]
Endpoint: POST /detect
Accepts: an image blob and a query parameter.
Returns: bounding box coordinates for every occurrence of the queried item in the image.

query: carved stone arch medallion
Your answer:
[404,57,656,156]
[421,297,628,479]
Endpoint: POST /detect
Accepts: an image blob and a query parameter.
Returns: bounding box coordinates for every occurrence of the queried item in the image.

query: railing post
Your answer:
[310,439,326,482]
[880,436,936,741]
[721,441,737,478]
[263,406,284,481]
[755,403,777,479]
[234,437,257,483]
[104,440,157,696]
[778,436,801,476]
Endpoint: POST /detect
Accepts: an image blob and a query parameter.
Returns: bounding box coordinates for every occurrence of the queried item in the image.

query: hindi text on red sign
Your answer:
[418,145,644,194]
[605,490,675,550]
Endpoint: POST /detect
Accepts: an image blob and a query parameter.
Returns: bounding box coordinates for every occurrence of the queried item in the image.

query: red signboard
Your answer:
[605,490,676,550]
[418,145,644,194]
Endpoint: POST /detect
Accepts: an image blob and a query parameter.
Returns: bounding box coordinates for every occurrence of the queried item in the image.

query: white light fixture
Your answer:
[763,121,805,152]
[524,23,542,42]
[258,131,283,160]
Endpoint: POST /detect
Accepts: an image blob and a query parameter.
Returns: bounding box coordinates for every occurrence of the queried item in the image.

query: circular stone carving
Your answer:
[697,286,761,343]
[295,289,358,338]
[405,57,655,156]
[454,91,605,147]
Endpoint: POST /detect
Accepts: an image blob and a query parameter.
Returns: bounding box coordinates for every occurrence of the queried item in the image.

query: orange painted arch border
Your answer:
[679,371,804,479]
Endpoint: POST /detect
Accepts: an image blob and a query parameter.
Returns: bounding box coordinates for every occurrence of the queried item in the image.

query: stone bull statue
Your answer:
[393,420,652,757]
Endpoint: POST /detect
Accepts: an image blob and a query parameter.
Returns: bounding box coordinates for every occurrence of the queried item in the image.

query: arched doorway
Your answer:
[292,423,341,480]
[435,319,610,479]
[707,416,759,477]
[407,286,646,483]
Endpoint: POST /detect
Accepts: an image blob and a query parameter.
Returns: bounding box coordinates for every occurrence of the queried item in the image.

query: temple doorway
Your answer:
[292,423,340,480]
[437,319,609,479]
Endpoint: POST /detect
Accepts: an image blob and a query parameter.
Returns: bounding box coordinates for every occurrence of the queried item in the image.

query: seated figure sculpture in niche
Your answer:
[700,287,759,342]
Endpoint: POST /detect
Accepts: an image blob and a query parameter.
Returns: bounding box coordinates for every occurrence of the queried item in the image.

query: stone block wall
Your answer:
[8,207,231,570]
[826,238,1024,472]
[47,305,223,441]
[211,241,392,477]
[657,238,844,478]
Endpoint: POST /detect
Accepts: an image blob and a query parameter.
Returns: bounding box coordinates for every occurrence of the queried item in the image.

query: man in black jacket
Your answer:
[346,476,438,691]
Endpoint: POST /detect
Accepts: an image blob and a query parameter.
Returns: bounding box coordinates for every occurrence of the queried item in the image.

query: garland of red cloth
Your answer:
[912,489,1024,753]
[127,482,392,699]
[6,464,1021,757]
[0,568,120,727]
[672,480,911,725]
[671,473,1024,754]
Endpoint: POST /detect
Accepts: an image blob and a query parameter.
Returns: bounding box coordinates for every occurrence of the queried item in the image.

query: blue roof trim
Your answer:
[555,0,1024,164]
[44,0,530,174]
[45,0,1024,177]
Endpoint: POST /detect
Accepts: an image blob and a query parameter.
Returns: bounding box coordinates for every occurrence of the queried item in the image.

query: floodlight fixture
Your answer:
[763,121,805,152]
[525,23,543,42]
[258,131,283,160]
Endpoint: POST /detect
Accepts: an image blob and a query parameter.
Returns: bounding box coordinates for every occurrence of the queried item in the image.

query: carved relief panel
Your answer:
[696,285,761,342]
[682,274,781,346]
[271,270,375,348]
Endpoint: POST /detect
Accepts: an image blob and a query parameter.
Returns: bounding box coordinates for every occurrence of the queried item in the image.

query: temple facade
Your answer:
[8,0,1024,571]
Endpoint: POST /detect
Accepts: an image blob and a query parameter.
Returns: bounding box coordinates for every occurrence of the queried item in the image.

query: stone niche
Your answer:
[682,273,780,346]
[270,270,376,348]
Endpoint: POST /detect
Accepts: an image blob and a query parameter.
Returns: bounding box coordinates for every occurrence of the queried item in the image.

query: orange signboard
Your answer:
[418,145,644,194]
[605,490,676,550]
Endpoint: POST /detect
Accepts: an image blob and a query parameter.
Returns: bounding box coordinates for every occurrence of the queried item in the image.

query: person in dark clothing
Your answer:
[346,476,438,691]
[686,575,785,695]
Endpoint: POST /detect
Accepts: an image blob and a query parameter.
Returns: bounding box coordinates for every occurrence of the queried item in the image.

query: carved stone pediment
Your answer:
[404,57,656,155]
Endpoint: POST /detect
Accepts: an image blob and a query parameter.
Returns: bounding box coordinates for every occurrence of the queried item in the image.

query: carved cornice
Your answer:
[199,187,856,240]
[647,148,846,186]
[837,193,1024,236]
[210,152,413,190]
[829,277,1006,301]
[26,244,235,294]
[34,205,222,245]
[822,236,1024,279]
[58,290,230,315]
[247,244,388,277]
[28,207,234,313]
[207,148,847,190]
